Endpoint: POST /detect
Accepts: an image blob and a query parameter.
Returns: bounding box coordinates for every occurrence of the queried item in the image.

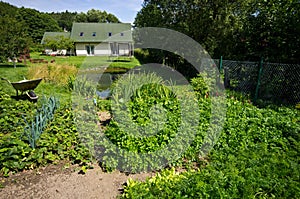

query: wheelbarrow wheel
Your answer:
[26,90,38,100]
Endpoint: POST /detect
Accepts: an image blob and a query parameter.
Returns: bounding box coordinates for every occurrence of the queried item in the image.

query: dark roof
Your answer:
[70,23,132,43]
[41,32,70,44]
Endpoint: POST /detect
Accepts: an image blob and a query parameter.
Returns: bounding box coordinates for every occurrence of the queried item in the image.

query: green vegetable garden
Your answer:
[0,54,299,198]
[0,0,299,198]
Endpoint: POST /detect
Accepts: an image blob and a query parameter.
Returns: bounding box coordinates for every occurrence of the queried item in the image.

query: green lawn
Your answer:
[29,52,141,69]
[0,53,140,104]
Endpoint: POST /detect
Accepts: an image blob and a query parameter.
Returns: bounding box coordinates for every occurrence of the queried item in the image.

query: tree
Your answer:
[75,9,120,23]
[135,0,252,56]
[135,0,299,63]
[49,10,77,31]
[234,0,300,63]
[43,35,74,51]
[16,7,61,43]
[75,12,88,22]
[0,15,31,63]
[134,0,253,78]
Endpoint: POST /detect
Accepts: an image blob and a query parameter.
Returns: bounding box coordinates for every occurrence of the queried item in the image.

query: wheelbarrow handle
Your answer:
[0,77,11,84]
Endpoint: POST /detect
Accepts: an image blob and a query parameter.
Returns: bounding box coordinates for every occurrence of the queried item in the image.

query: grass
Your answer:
[29,52,141,69]
[0,52,141,105]
[28,63,78,85]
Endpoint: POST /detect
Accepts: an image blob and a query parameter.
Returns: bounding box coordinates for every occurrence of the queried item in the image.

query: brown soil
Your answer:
[0,162,154,199]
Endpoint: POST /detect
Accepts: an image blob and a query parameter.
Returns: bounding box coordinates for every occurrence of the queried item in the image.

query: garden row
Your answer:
[0,89,93,176]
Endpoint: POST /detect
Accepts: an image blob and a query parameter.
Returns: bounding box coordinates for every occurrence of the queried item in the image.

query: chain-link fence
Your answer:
[214,58,300,105]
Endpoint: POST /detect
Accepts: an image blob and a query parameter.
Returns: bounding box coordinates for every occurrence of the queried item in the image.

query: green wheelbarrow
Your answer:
[1,77,42,100]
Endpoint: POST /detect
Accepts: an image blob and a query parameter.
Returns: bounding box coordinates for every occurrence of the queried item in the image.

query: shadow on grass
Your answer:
[0,64,27,68]
[11,94,38,103]
[112,60,131,63]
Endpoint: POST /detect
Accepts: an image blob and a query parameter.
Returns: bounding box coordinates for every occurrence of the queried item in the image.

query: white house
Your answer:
[42,23,133,57]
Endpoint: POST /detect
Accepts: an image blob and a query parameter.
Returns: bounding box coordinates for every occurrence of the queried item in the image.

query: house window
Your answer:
[120,33,124,36]
[80,32,84,36]
[92,32,96,36]
[85,45,95,55]
[108,32,112,37]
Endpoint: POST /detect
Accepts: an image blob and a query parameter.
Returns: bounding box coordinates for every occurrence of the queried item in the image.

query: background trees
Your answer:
[134,0,300,64]
[0,2,32,62]
[49,10,77,32]
[16,7,62,44]
[74,9,120,23]
[234,0,300,63]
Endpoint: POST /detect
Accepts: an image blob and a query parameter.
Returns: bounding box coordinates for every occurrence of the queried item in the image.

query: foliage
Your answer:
[49,10,78,31]
[0,14,31,62]
[0,97,93,177]
[134,0,250,58]
[190,73,211,98]
[121,96,300,198]
[0,89,36,134]
[107,75,181,153]
[71,75,96,98]
[75,9,120,23]
[15,7,62,43]
[235,0,300,63]
[0,2,60,61]
[134,0,300,64]
[96,99,111,111]
[23,96,60,148]
[82,72,200,173]
[43,35,74,51]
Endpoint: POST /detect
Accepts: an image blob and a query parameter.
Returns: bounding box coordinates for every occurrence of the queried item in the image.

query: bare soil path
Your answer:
[0,162,154,199]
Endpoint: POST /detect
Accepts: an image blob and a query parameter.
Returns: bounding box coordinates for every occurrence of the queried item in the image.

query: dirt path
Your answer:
[0,163,154,199]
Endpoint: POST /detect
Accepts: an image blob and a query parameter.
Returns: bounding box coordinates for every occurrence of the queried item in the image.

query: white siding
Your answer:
[75,43,87,56]
[118,43,130,56]
[95,43,110,56]
[75,42,131,56]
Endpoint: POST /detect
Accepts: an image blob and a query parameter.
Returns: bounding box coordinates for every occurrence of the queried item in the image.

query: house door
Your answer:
[86,45,95,55]
[110,42,119,56]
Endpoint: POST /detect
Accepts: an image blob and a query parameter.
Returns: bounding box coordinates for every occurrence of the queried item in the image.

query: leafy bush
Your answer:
[190,72,222,99]
[190,73,211,98]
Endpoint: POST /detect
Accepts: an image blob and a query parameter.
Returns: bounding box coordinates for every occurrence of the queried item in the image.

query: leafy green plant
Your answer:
[89,72,201,173]
[71,75,96,98]
[23,96,60,148]
[120,95,300,198]
[190,72,219,99]
[0,102,93,177]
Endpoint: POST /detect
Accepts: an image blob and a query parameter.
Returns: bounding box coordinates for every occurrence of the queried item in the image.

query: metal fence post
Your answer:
[254,57,264,102]
[219,56,223,72]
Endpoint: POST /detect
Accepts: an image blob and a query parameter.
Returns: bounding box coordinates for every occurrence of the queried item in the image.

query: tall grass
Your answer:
[27,63,78,86]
